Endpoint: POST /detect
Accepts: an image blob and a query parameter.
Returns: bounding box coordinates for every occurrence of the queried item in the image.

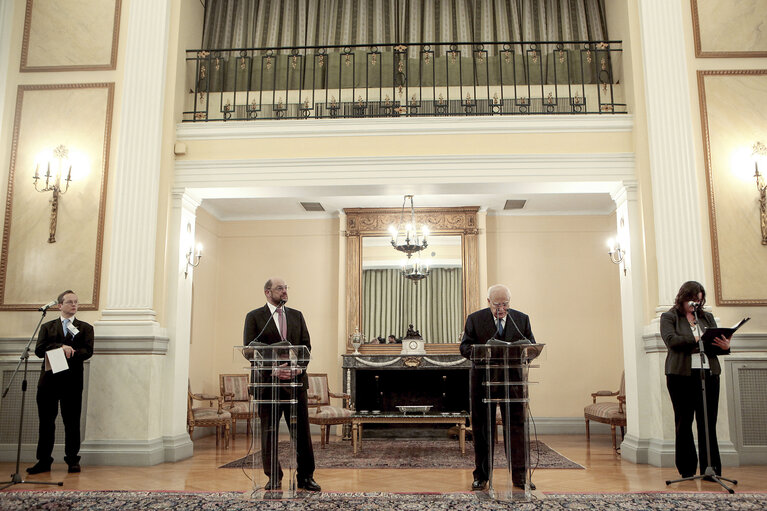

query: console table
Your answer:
[351,412,469,454]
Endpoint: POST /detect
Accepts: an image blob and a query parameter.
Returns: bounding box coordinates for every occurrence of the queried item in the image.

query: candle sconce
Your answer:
[752,141,767,245]
[33,145,72,243]
[184,243,203,279]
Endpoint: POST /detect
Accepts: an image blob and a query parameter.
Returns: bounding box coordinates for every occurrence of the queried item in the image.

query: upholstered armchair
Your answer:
[219,373,253,440]
[584,372,626,452]
[187,383,231,448]
[306,373,352,448]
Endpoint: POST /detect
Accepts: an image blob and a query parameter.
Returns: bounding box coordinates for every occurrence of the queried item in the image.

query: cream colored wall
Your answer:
[189,214,341,396]
[178,131,633,161]
[695,0,767,54]
[681,0,767,328]
[23,0,118,68]
[486,214,623,417]
[0,0,127,336]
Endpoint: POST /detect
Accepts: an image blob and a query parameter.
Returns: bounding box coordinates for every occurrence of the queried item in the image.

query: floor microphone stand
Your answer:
[0,308,63,490]
[665,306,736,494]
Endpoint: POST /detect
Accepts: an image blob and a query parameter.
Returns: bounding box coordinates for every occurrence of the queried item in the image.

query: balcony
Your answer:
[184,41,625,122]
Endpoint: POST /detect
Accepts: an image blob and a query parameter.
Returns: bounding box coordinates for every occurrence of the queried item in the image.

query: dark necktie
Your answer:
[496,318,504,338]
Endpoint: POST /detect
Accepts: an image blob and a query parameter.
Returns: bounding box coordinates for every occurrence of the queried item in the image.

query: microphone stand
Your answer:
[665,305,736,493]
[0,308,63,490]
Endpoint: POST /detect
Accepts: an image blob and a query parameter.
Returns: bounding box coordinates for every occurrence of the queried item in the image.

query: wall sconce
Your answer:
[607,238,627,276]
[184,243,203,279]
[752,141,767,245]
[33,144,72,243]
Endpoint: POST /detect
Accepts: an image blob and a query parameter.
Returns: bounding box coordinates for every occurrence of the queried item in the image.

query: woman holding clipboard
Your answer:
[660,281,731,479]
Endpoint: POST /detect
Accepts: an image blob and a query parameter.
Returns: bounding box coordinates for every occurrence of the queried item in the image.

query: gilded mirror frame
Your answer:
[344,206,480,354]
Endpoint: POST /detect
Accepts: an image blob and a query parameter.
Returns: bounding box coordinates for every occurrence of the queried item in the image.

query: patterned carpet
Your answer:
[1,491,766,511]
[219,439,583,469]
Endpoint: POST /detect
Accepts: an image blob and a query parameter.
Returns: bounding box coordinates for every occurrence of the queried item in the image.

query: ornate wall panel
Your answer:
[691,0,767,58]
[20,0,121,71]
[698,70,767,305]
[0,83,114,310]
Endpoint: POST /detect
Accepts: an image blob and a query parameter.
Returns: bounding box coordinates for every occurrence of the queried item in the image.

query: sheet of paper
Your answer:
[44,347,69,374]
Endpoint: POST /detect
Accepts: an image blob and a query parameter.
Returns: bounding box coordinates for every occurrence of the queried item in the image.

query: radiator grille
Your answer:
[0,369,65,444]
[738,367,767,446]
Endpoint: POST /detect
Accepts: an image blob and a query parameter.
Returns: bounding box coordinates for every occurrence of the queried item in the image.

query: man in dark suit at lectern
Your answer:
[460,284,535,491]
[27,290,94,475]
[243,277,320,492]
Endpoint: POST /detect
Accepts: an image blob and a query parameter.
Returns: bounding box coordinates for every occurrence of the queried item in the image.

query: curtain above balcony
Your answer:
[201,0,608,52]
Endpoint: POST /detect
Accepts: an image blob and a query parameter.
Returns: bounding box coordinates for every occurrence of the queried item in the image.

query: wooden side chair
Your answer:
[306,373,352,448]
[584,372,626,452]
[187,382,231,448]
[219,373,253,440]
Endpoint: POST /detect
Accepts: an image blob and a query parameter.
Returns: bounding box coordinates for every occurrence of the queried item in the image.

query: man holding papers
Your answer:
[26,290,94,475]
[460,284,535,492]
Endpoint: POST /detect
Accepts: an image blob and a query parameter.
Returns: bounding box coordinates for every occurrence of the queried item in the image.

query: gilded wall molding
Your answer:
[344,207,480,354]
[691,0,767,58]
[20,0,122,72]
[0,83,114,310]
[698,69,767,305]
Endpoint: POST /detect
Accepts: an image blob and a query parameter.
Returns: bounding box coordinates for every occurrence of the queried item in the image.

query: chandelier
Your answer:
[401,257,430,281]
[388,195,429,258]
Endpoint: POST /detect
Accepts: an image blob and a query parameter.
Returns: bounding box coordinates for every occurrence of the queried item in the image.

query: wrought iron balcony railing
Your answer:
[184,41,625,122]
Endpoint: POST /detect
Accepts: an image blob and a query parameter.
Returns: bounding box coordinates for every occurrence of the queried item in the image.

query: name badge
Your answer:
[67,323,79,336]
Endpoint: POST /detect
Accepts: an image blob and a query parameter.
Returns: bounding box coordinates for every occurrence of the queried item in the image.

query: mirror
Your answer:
[361,235,463,344]
[344,206,480,354]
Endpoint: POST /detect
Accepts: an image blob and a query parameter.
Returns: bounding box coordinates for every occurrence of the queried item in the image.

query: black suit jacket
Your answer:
[460,307,535,360]
[660,307,725,376]
[243,304,312,389]
[460,307,535,394]
[35,317,94,387]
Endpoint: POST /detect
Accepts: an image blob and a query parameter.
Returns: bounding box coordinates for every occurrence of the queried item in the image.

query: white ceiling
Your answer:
[200,191,616,221]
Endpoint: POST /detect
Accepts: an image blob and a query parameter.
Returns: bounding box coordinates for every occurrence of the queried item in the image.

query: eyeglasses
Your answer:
[271,286,289,292]
[62,300,78,305]
[490,301,509,308]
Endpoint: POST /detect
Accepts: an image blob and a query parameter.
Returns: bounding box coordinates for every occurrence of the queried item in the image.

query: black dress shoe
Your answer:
[264,478,282,490]
[68,464,81,473]
[26,462,51,475]
[471,479,487,491]
[297,477,321,492]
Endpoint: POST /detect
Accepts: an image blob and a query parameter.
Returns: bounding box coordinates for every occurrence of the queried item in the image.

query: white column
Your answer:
[160,189,199,461]
[98,0,171,332]
[83,0,174,466]
[638,0,707,307]
[609,182,653,463]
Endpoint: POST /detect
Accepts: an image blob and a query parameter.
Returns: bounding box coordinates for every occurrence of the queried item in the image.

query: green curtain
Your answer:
[362,267,463,343]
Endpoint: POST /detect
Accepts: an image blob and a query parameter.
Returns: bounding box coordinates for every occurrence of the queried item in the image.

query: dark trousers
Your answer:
[35,372,83,466]
[666,370,721,477]
[257,386,315,481]
[470,370,526,484]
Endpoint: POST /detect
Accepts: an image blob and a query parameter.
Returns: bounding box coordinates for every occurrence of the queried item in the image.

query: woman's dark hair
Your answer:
[673,281,706,311]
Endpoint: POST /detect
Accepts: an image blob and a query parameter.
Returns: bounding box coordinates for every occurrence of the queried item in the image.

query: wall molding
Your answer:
[698,70,767,306]
[176,114,634,140]
[0,83,114,311]
[690,0,767,59]
[0,336,168,356]
[20,0,122,71]
[174,152,636,192]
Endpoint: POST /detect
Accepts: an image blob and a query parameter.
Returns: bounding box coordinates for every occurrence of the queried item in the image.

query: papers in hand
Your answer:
[701,317,750,355]
[44,347,69,374]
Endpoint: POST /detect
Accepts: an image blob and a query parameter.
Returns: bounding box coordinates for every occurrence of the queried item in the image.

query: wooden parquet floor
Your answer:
[3,434,765,493]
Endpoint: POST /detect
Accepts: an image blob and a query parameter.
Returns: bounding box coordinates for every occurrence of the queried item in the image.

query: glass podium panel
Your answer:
[470,342,544,502]
[235,343,310,499]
